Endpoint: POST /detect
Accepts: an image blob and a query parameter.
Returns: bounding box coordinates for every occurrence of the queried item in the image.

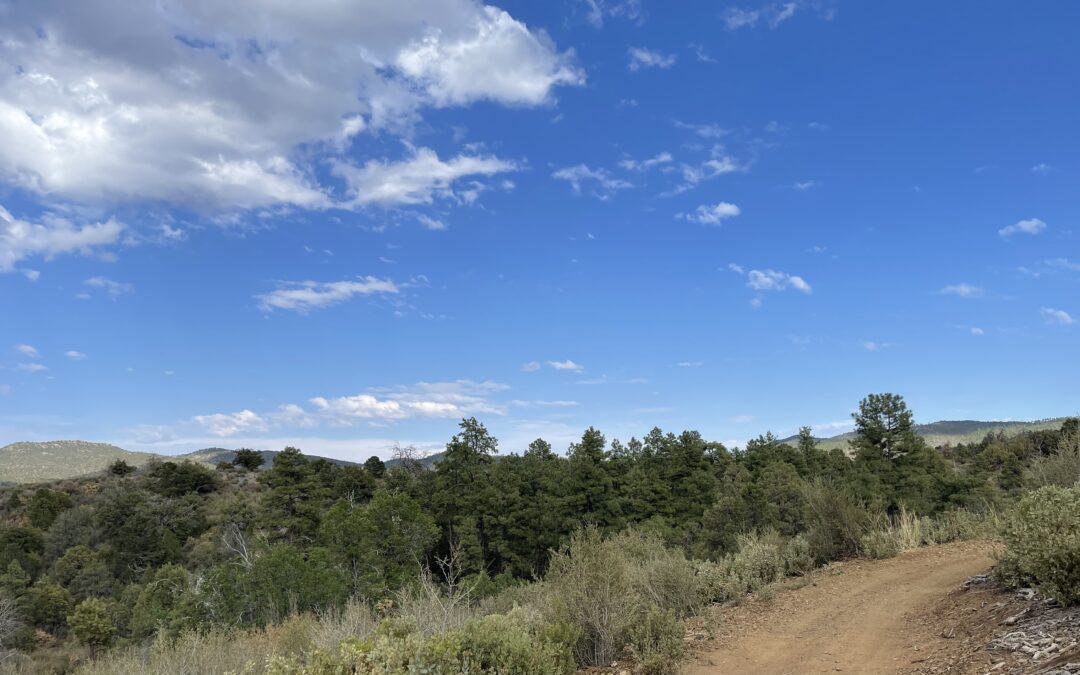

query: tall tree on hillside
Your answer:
[432,418,500,573]
[257,447,321,543]
[851,393,917,461]
[567,427,623,531]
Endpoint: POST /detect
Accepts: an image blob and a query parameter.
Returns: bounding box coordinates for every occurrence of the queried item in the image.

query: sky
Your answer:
[1,1,1078,461]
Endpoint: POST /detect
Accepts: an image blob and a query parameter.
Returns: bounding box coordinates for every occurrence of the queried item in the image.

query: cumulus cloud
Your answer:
[627,47,676,71]
[680,202,741,225]
[256,276,399,314]
[17,363,48,372]
[193,410,269,437]
[334,146,517,207]
[1041,307,1075,326]
[65,350,86,360]
[0,205,124,272]
[552,164,633,199]
[999,218,1046,237]
[0,0,580,212]
[938,283,983,298]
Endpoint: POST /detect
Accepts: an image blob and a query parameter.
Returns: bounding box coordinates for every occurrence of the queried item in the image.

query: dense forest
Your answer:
[0,393,1076,674]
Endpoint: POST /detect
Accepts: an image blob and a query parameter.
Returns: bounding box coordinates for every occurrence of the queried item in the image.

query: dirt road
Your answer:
[684,541,995,675]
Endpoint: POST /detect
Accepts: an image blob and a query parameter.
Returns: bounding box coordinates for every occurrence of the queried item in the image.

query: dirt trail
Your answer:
[685,541,995,675]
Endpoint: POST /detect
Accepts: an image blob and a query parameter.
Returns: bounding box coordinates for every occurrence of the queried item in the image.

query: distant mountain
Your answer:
[779,417,1071,452]
[0,441,361,485]
[0,440,158,484]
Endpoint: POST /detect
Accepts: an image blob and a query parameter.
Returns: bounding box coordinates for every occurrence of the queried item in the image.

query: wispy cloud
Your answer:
[84,276,134,297]
[619,153,674,172]
[746,269,813,293]
[256,276,399,313]
[14,344,38,358]
[627,47,677,72]
[1041,307,1075,326]
[552,164,633,199]
[1031,163,1052,174]
[65,351,87,360]
[938,283,983,298]
[522,360,585,373]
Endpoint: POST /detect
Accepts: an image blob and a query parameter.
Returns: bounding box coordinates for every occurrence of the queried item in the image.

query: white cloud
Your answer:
[862,341,881,351]
[745,269,812,293]
[722,2,822,31]
[256,276,399,314]
[312,380,509,423]
[417,215,447,231]
[547,359,584,372]
[676,360,704,367]
[792,180,818,191]
[1041,307,1075,326]
[521,361,542,372]
[552,164,633,199]
[667,147,743,194]
[23,269,41,281]
[1032,163,1052,174]
[193,410,269,437]
[84,276,134,296]
[673,121,729,139]
[970,327,985,335]
[335,146,517,207]
[17,363,48,372]
[999,218,1046,237]
[0,205,124,272]
[580,0,643,28]
[65,350,86,360]
[14,344,38,358]
[0,1,580,212]
[938,283,983,298]
[619,152,673,171]
[680,202,741,225]
[627,47,676,72]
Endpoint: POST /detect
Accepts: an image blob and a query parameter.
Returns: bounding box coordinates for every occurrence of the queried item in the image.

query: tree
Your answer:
[851,393,917,461]
[232,449,265,472]
[25,578,72,632]
[146,461,219,497]
[27,489,72,530]
[107,459,135,477]
[364,456,386,479]
[567,427,622,531]
[68,598,115,647]
[258,447,322,543]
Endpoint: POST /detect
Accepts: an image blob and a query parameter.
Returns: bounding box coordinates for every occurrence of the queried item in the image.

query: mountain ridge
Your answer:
[1,416,1072,484]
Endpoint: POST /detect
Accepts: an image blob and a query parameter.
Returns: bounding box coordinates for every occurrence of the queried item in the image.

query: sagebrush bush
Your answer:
[626,607,683,675]
[802,479,870,563]
[995,486,1080,605]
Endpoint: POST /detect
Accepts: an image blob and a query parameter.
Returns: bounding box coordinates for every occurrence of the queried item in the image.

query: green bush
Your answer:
[626,606,683,675]
[68,598,116,646]
[995,486,1080,605]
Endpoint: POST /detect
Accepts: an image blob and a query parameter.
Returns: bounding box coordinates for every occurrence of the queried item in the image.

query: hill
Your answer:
[780,417,1070,452]
[0,441,362,485]
[0,440,158,485]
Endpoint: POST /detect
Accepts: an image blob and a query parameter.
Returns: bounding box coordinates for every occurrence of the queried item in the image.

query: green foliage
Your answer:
[146,460,219,497]
[626,606,683,675]
[233,448,265,471]
[68,597,116,646]
[53,545,113,600]
[25,577,73,632]
[108,459,136,477]
[996,485,1080,605]
[27,488,73,530]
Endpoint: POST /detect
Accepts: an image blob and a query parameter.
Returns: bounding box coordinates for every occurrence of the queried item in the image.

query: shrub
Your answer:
[995,486,1080,605]
[626,606,683,675]
[729,532,784,592]
[802,479,870,563]
[68,598,115,647]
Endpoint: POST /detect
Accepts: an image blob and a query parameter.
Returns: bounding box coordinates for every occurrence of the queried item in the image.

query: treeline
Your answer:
[0,394,1075,671]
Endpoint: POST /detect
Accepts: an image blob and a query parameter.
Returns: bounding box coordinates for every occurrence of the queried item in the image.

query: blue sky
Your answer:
[1,1,1078,460]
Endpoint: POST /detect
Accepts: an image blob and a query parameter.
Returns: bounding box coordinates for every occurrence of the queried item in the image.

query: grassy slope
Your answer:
[782,418,1069,452]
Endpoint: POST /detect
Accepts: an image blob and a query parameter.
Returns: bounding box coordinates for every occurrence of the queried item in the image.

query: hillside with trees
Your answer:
[0,394,1076,674]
